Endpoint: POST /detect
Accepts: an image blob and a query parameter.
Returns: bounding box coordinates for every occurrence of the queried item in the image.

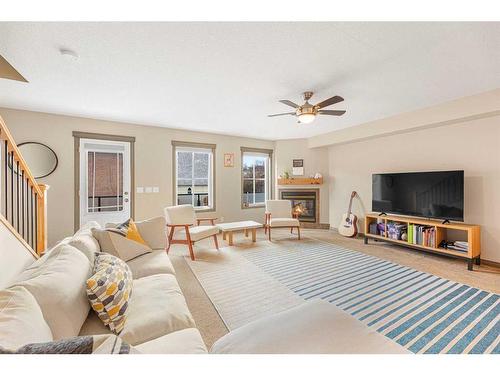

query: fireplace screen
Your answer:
[280,191,317,223]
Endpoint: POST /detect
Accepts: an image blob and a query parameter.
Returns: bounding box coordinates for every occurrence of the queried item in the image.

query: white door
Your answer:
[79,138,131,228]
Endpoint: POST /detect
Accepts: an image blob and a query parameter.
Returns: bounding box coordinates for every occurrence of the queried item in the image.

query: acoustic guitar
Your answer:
[338,191,358,237]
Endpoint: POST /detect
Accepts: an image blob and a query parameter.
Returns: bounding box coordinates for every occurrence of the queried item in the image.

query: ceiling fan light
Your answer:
[298,113,316,124]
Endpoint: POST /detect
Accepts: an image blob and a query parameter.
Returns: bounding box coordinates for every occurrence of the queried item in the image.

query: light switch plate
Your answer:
[145,187,153,193]
[153,187,159,193]
[136,187,144,194]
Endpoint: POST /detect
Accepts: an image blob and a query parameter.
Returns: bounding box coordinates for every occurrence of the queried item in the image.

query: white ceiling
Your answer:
[0,22,499,140]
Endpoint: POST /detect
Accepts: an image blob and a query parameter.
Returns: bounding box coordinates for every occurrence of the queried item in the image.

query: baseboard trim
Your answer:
[300,222,330,229]
[482,259,500,269]
[332,229,500,269]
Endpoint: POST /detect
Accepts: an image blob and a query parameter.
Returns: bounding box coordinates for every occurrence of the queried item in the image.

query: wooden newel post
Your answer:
[36,184,50,255]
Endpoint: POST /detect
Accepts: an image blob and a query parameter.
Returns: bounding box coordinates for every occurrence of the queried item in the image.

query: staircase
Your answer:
[0,115,48,257]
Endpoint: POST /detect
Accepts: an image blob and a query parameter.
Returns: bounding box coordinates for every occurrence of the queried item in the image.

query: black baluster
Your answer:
[34,192,38,252]
[16,160,19,232]
[21,170,25,239]
[30,186,34,249]
[10,151,13,226]
[3,141,6,218]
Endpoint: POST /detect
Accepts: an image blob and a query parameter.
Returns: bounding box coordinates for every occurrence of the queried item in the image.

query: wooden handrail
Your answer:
[0,114,48,256]
[0,116,43,196]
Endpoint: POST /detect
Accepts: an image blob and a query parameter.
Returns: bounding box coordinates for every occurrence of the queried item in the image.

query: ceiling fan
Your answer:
[0,54,28,82]
[268,91,345,124]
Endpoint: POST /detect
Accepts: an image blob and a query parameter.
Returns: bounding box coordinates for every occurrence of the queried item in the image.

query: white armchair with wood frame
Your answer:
[264,200,301,240]
[164,204,219,260]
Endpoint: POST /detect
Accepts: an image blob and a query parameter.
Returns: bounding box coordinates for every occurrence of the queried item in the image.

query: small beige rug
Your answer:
[184,238,304,330]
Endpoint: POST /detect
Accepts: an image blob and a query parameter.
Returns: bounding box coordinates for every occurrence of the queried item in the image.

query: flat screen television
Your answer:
[372,170,464,221]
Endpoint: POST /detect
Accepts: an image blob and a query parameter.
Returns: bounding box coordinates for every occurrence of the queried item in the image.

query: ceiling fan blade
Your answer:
[315,95,343,109]
[318,110,346,116]
[268,112,296,117]
[0,55,28,82]
[279,100,300,108]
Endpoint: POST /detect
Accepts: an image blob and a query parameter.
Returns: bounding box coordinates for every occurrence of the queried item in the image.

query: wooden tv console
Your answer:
[364,213,481,271]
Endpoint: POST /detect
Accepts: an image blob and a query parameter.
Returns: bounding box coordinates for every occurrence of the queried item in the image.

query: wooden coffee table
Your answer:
[216,220,263,245]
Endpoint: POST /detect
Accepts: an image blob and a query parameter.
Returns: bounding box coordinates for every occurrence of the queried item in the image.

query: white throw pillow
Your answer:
[91,228,152,262]
[0,286,53,350]
[13,244,93,339]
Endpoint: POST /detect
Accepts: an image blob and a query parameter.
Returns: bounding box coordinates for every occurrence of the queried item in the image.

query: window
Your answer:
[241,147,272,208]
[173,141,215,211]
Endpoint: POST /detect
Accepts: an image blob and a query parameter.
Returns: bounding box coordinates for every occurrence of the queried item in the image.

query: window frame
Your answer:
[172,141,216,212]
[241,147,273,209]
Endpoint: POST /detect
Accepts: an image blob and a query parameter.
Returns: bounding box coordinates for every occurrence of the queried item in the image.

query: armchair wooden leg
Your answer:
[290,227,293,234]
[166,227,175,253]
[213,234,219,250]
[297,226,301,240]
[185,227,195,261]
[268,227,271,241]
[188,241,195,261]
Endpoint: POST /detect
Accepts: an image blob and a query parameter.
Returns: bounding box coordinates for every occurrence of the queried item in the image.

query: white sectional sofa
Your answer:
[0,219,207,354]
[1,217,409,354]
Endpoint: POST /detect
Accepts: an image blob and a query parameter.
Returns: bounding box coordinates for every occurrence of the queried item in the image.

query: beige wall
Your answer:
[274,139,329,225]
[0,108,274,246]
[328,113,500,263]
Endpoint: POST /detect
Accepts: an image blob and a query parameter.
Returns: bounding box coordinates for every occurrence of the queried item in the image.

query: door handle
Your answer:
[124,198,129,203]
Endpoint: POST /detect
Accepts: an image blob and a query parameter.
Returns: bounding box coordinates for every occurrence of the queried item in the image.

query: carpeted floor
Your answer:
[168,228,500,349]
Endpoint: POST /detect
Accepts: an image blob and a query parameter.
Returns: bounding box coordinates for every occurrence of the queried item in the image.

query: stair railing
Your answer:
[0,115,48,257]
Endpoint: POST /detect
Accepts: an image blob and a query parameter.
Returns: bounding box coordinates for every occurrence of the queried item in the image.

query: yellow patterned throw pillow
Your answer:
[113,219,148,246]
[86,253,133,334]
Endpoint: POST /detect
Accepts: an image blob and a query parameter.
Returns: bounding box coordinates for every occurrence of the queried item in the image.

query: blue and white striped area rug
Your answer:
[241,238,500,354]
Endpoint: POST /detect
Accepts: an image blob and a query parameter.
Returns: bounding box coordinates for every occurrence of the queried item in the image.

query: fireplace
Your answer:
[279,189,319,224]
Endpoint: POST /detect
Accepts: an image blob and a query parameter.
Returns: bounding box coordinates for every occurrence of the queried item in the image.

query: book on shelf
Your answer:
[407,224,435,247]
[439,240,469,252]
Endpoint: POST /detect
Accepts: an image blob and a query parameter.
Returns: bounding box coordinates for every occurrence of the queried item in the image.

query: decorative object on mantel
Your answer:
[292,159,304,176]
[277,177,323,185]
[314,172,322,179]
[282,169,291,179]
[224,153,234,167]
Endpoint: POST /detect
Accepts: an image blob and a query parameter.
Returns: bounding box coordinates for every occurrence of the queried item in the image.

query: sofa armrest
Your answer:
[210,299,409,354]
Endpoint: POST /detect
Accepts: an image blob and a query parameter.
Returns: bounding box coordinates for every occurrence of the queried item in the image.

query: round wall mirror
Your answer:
[17,142,58,178]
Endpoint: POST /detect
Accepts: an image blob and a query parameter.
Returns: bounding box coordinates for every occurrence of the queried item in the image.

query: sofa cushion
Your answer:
[126,250,176,279]
[87,253,133,334]
[13,244,93,340]
[135,328,207,354]
[80,274,195,345]
[0,286,53,350]
[210,299,409,354]
[269,218,300,227]
[92,228,152,262]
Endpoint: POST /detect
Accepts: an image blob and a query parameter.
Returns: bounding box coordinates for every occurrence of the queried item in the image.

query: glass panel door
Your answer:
[80,139,131,228]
